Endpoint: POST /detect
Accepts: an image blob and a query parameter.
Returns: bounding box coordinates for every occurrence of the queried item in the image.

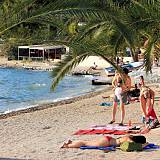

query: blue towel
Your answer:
[143,143,160,150]
[99,102,113,106]
[155,97,159,99]
[80,146,116,151]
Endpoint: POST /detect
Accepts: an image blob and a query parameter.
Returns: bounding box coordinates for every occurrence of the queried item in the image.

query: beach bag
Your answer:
[120,142,143,152]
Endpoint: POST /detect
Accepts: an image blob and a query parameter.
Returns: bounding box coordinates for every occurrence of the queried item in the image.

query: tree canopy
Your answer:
[0,0,160,90]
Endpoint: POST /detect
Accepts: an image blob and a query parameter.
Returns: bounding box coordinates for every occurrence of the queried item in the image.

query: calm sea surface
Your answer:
[0,68,104,113]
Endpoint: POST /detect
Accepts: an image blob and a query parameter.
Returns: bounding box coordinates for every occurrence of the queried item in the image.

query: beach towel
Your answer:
[146,107,159,128]
[80,146,116,151]
[91,124,129,131]
[147,107,157,120]
[99,102,113,106]
[73,129,128,135]
[143,143,160,150]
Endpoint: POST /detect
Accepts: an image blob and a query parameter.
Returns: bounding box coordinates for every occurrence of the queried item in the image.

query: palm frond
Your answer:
[51,52,89,90]
[144,37,157,73]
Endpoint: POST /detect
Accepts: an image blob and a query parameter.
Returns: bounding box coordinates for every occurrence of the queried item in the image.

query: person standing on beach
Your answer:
[110,68,131,126]
[140,86,159,128]
[139,75,145,87]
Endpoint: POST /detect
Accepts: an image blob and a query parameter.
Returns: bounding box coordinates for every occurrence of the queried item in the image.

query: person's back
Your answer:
[119,68,131,92]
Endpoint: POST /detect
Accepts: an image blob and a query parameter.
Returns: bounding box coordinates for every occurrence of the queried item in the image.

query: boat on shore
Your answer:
[105,61,144,76]
[92,76,113,85]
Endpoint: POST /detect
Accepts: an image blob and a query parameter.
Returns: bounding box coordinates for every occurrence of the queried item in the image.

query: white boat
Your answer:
[105,62,144,76]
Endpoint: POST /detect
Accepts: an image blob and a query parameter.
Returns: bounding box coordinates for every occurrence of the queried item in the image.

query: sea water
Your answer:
[0,68,104,113]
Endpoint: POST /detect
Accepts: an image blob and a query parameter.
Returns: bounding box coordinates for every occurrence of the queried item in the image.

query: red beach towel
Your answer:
[73,129,127,135]
[147,107,157,119]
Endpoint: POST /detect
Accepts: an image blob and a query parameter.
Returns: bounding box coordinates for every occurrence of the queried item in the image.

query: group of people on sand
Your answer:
[110,67,159,128]
[61,67,159,151]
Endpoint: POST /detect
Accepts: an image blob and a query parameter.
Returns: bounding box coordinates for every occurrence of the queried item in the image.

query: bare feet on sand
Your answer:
[61,139,72,148]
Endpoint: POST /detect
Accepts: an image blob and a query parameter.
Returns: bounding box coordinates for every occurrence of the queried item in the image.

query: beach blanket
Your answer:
[80,143,160,152]
[143,143,160,150]
[147,107,158,120]
[146,107,159,128]
[91,124,129,131]
[73,129,128,135]
[80,146,116,151]
[99,102,113,106]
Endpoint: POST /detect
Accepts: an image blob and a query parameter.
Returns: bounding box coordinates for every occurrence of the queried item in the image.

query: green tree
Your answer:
[0,0,160,89]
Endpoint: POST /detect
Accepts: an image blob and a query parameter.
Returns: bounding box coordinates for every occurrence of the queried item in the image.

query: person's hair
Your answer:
[135,83,138,88]
[123,67,129,74]
[140,75,144,80]
[129,135,146,144]
[118,79,123,84]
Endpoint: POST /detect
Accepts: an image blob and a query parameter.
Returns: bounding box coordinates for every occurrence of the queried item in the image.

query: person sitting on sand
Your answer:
[140,86,159,128]
[90,62,98,70]
[128,83,140,100]
[61,135,146,149]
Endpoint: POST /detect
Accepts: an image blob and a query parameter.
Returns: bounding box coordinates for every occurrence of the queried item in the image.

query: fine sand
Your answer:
[0,84,160,160]
[0,57,160,160]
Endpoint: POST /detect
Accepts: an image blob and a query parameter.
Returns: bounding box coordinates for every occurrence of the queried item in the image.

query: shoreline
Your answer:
[0,87,111,120]
[0,57,56,71]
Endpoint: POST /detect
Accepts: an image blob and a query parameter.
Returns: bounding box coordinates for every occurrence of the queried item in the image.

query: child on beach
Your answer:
[61,135,146,149]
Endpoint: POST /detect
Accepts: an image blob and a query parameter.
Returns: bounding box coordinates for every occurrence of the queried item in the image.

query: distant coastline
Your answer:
[0,57,55,71]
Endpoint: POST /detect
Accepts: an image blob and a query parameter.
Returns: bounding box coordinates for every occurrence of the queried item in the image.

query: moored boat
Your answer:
[105,61,144,76]
[92,76,113,85]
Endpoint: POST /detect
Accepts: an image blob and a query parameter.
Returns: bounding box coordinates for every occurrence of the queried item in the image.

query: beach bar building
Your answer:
[18,45,68,61]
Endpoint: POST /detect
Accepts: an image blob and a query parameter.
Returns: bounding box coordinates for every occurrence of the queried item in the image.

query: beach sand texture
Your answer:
[0,85,160,160]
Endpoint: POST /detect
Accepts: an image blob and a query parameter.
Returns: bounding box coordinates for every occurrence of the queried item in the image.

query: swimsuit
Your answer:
[105,136,112,142]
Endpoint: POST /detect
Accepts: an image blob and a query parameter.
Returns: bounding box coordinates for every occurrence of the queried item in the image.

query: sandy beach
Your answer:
[0,57,160,159]
[0,82,160,160]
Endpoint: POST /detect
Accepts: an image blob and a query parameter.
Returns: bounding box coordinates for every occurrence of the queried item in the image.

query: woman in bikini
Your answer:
[61,135,146,148]
[110,68,131,126]
[140,86,159,128]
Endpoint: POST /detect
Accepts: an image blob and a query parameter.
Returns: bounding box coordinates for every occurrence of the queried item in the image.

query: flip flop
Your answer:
[119,123,123,126]
[109,120,115,124]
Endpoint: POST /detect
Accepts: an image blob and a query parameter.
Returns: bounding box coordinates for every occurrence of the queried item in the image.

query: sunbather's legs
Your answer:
[62,137,111,148]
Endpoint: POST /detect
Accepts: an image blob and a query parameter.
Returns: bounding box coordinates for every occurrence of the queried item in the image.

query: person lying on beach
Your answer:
[61,135,146,149]
[140,86,159,128]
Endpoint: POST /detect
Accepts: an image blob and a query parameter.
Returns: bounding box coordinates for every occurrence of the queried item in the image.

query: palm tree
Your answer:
[53,0,160,88]
[0,0,160,89]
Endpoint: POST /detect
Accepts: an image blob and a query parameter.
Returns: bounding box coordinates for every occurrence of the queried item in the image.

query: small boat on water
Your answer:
[105,61,144,76]
[92,76,113,85]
